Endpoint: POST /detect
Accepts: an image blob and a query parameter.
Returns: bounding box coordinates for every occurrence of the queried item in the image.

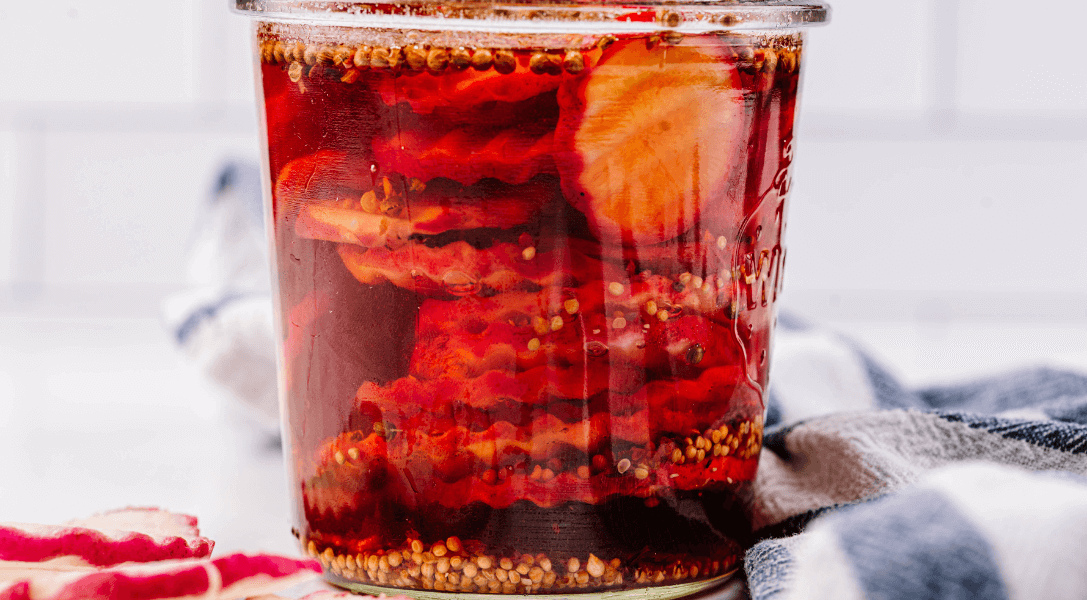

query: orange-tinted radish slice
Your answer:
[556,40,745,245]
[276,151,558,249]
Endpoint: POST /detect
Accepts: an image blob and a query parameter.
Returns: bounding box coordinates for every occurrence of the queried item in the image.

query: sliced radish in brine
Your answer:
[556,39,746,245]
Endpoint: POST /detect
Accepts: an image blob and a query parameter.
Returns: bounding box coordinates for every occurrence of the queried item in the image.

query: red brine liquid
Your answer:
[259,25,800,595]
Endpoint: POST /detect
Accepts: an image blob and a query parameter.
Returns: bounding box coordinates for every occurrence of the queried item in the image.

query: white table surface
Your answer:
[0,313,293,555]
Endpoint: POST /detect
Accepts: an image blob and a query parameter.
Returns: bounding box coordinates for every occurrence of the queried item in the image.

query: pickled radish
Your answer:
[556,40,746,245]
[277,151,558,248]
[373,121,559,186]
[374,53,562,114]
[0,553,321,600]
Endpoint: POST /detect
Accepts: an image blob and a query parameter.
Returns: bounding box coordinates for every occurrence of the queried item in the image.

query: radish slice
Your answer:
[214,554,323,600]
[0,509,212,570]
[0,553,321,600]
[556,39,745,245]
[373,53,561,115]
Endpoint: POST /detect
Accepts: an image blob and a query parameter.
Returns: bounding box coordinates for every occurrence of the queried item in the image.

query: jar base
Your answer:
[328,571,738,600]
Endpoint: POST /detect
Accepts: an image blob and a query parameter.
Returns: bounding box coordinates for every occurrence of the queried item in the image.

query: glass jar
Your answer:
[234,1,828,597]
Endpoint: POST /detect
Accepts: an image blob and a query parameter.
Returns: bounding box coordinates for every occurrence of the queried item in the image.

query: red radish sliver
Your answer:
[0,509,212,569]
[66,508,206,546]
[0,553,321,600]
[215,554,323,599]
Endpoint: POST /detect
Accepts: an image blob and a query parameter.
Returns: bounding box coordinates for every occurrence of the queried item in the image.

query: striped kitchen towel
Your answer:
[746,316,1087,600]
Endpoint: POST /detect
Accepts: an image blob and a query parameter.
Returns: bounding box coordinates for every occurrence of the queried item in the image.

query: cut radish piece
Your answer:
[373,53,562,114]
[373,123,558,186]
[556,39,745,245]
[336,239,613,296]
[0,509,212,569]
[277,151,559,247]
[214,554,323,599]
[0,553,320,600]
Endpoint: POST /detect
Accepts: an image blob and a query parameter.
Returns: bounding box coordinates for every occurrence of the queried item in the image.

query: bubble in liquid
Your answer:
[442,270,480,296]
[585,341,609,358]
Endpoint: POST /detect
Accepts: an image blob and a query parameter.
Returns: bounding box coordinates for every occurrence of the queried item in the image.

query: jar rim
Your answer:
[233,0,829,32]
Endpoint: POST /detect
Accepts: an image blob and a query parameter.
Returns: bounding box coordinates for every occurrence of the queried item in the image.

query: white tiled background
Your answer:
[0,0,1085,556]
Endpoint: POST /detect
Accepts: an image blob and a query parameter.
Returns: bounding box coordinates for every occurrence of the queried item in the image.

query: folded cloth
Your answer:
[747,316,1087,600]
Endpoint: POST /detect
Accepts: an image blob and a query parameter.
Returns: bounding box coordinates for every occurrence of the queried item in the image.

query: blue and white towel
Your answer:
[748,317,1087,600]
[171,162,1087,600]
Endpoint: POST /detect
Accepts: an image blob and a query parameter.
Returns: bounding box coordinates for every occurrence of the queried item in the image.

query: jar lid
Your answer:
[234,0,829,33]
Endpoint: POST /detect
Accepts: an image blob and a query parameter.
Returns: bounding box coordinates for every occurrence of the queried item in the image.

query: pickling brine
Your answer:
[242,4,825,594]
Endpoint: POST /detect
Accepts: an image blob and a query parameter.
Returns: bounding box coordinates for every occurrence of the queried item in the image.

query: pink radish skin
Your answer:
[0,509,213,568]
[0,553,321,600]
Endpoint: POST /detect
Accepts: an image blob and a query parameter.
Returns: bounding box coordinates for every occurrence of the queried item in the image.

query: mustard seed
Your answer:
[494,49,516,74]
[353,45,371,69]
[471,48,494,70]
[550,316,564,331]
[450,47,471,69]
[405,45,427,70]
[370,47,391,69]
[426,47,449,72]
[563,50,585,74]
[288,61,303,82]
